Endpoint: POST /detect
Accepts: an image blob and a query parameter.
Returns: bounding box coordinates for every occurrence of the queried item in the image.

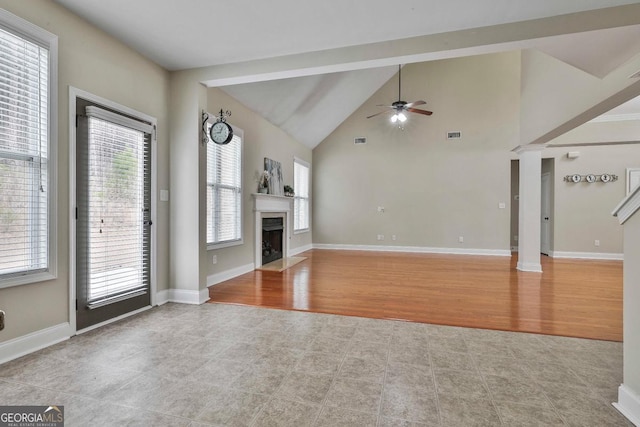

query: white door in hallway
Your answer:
[541,172,551,255]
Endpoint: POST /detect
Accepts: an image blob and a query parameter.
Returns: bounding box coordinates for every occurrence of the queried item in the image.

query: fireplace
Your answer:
[262,217,284,265]
[252,193,292,268]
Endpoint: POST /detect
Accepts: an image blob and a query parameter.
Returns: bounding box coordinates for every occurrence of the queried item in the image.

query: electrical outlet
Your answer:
[377,206,385,213]
[392,235,397,241]
[458,236,464,243]
[212,255,217,264]
[594,240,600,247]
[0,310,5,331]
[377,234,384,241]
[498,202,506,209]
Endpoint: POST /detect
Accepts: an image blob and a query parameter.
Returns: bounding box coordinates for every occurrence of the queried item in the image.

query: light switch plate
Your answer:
[160,189,169,202]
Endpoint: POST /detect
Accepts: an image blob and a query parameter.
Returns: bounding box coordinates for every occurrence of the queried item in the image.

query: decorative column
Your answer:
[514,144,544,273]
[168,71,210,303]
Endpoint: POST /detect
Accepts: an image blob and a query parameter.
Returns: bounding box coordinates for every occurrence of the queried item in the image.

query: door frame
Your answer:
[68,86,157,334]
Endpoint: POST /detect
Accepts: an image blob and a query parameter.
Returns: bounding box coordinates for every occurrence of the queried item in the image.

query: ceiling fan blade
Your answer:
[407,108,433,116]
[375,104,394,108]
[366,110,392,119]
[404,100,426,108]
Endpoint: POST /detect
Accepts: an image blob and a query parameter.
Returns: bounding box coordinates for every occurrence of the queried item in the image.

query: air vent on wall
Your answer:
[447,131,462,140]
[354,137,367,144]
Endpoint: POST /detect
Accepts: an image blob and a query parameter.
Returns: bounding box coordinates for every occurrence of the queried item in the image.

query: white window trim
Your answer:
[293,157,310,234]
[0,10,58,289]
[207,124,244,251]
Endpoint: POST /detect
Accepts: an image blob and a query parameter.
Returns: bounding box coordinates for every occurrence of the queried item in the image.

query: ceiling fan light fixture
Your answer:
[397,112,407,122]
[391,114,398,123]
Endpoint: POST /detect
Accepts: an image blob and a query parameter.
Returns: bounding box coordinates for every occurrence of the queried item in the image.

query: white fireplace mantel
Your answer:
[252,194,293,268]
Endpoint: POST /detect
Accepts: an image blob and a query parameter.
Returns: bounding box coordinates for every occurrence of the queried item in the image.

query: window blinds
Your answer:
[77,107,151,307]
[207,128,242,245]
[294,160,309,231]
[0,26,49,279]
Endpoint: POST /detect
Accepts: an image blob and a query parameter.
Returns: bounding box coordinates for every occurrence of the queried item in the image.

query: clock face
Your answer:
[586,174,596,183]
[571,174,581,183]
[210,121,233,145]
[601,174,611,183]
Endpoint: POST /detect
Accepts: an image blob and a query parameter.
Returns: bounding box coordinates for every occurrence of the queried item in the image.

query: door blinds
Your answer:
[77,106,152,308]
[0,26,49,279]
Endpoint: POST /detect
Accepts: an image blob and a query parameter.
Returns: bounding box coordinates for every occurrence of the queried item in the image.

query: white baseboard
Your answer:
[166,263,255,306]
[614,384,640,426]
[516,261,543,273]
[207,263,255,287]
[550,251,624,260]
[0,323,72,365]
[313,243,511,257]
[167,288,210,305]
[290,244,313,256]
[156,289,170,305]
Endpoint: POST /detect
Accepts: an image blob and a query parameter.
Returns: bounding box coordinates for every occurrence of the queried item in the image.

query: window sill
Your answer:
[0,271,57,290]
[294,228,310,235]
[207,238,244,251]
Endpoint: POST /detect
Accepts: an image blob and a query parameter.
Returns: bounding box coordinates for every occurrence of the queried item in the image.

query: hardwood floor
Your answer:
[208,250,623,341]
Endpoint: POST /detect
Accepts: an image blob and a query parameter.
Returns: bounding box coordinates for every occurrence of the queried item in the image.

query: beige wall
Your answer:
[0,1,170,342]
[206,88,312,275]
[544,144,639,254]
[313,52,520,251]
[543,119,640,255]
[519,49,640,146]
[551,120,640,145]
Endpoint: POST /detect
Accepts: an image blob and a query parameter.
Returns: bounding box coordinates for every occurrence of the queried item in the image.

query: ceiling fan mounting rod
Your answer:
[398,64,402,103]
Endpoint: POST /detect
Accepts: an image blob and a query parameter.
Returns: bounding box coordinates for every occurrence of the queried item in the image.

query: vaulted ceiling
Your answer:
[54,0,640,148]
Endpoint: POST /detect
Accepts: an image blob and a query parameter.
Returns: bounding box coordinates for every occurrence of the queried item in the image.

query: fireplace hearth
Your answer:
[262,217,284,265]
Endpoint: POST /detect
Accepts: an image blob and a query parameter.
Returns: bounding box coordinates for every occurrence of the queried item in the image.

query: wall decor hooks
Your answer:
[564,173,618,183]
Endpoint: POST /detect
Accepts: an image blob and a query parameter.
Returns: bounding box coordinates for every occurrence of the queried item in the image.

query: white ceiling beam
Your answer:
[196,4,640,87]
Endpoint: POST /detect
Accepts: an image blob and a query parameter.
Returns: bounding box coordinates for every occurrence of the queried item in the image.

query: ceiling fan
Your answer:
[367,65,433,122]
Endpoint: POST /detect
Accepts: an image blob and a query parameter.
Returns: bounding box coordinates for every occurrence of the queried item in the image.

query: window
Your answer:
[0,11,57,287]
[294,158,310,232]
[206,124,243,248]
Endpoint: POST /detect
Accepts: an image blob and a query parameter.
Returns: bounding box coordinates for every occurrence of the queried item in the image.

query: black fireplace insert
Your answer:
[262,217,283,265]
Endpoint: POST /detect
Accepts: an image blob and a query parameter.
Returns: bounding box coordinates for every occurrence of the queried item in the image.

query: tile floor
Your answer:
[0,303,632,426]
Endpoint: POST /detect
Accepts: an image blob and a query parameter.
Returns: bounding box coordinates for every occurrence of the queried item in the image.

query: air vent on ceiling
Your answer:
[354,137,367,144]
[447,131,462,140]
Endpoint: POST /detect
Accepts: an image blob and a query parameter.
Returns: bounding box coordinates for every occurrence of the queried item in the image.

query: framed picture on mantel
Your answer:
[265,157,284,196]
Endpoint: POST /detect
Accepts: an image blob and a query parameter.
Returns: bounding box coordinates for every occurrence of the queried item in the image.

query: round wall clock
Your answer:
[601,174,611,183]
[210,121,233,145]
[586,174,596,183]
[571,174,581,183]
